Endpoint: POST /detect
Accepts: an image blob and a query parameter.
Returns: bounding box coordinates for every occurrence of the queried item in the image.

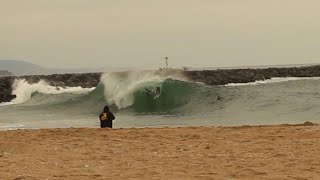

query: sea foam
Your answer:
[225,77,320,86]
[10,79,94,104]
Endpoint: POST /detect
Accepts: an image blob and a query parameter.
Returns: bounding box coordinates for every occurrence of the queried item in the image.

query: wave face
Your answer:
[1,72,320,129]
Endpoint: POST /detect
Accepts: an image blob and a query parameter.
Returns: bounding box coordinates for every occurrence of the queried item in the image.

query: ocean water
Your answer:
[1,71,320,130]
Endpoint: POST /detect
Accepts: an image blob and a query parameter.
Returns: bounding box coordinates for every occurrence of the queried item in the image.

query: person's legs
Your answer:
[105,120,113,128]
[100,121,108,128]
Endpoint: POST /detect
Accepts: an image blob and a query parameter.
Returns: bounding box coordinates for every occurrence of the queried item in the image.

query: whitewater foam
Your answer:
[225,77,320,86]
[10,79,94,104]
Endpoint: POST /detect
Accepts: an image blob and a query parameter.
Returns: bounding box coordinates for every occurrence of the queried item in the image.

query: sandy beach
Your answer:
[0,123,319,179]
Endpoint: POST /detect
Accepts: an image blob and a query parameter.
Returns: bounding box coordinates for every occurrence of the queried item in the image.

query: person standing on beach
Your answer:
[99,105,115,128]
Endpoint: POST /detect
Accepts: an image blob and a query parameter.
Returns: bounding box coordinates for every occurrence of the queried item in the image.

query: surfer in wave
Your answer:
[155,87,161,95]
[145,87,161,97]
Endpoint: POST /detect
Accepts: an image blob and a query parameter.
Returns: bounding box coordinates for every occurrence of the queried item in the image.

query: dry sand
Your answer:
[0,123,319,180]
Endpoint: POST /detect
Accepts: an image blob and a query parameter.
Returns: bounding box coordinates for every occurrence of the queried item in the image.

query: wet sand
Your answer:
[0,123,319,179]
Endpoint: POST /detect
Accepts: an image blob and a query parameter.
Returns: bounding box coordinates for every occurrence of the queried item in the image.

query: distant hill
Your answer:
[0,60,134,76]
[0,60,49,75]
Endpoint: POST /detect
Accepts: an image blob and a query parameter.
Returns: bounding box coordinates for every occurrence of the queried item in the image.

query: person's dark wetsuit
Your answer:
[99,105,115,128]
[155,87,161,95]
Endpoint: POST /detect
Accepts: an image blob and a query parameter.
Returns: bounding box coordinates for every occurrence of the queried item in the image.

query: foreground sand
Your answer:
[0,123,319,179]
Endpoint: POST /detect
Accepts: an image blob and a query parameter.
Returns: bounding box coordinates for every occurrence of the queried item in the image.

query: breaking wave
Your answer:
[10,79,94,104]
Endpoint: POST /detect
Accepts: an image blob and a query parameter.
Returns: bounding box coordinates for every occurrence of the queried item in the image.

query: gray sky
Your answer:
[1,0,320,69]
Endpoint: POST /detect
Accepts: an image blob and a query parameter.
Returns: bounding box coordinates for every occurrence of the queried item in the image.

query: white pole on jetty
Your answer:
[165,57,168,69]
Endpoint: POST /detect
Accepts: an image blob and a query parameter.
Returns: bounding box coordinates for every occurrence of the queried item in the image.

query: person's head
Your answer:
[103,105,110,113]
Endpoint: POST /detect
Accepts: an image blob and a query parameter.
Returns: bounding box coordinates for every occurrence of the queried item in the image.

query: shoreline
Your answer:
[1,122,319,179]
[0,121,317,131]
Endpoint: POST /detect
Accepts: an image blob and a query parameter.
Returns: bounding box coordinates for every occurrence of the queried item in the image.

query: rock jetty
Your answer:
[184,65,320,85]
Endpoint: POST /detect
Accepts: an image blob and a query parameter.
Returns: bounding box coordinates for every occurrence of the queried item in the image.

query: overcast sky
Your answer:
[1,0,319,69]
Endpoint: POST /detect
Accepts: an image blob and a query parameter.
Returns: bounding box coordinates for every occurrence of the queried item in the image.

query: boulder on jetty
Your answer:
[0,76,16,103]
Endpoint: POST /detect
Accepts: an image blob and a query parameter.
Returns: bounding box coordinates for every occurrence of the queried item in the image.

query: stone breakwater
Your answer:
[184,65,320,85]
[1,65,320,103]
